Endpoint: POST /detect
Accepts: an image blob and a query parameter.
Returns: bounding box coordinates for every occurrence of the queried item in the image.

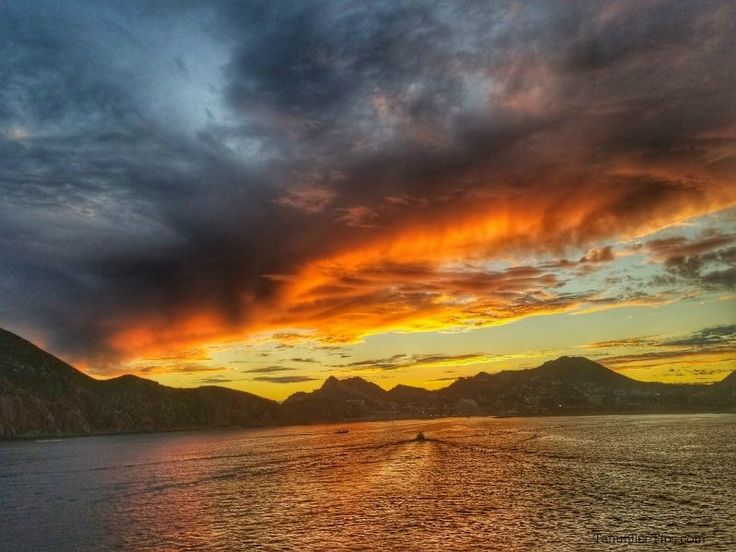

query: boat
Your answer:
[336,429,349,434]
[415,432,426,442]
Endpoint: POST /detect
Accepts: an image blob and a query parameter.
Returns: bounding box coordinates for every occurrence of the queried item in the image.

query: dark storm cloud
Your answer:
[1,1,734,367]
[0,1,333,358]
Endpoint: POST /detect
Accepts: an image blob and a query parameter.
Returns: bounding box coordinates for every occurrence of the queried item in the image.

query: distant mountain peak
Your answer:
[0,327,94,395]
[319,375,385,397]
[534,355,630,384]
[321,375,340,388]
[0,327,279,438]
[2,326,733,437]
[542,355,605,367]
[717,370,736,387]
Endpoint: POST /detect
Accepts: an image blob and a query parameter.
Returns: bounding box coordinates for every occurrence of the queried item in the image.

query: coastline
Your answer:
[3,409,734,443]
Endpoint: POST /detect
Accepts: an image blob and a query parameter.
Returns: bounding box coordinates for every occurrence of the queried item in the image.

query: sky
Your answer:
[1,1,735,400]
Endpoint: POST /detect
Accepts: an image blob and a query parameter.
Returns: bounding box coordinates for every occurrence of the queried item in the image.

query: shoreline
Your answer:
[3,409,734,443]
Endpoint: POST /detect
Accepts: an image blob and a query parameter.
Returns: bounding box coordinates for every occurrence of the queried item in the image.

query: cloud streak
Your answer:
[252,375,318,384]
[590,324,736,369]
[244,366,297,374]
[332,352,491,372]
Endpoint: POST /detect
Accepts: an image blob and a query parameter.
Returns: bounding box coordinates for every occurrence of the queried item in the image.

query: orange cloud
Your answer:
[255,178,734,343]
[108,312,237,358]
[104,182,735,362]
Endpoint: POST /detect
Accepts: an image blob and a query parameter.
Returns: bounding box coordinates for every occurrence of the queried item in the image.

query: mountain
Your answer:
[530,356,635,386]
[438,356,634,411]
[281,376,389,423]
[711,369,736,403]
[281,356,736,422]
[1,328,734,437]
[716,370,736,388]
[0,328,279,437]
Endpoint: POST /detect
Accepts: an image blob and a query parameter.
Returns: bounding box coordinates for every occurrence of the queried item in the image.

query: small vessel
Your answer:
[415,432,426,442]
[336,429,349,434]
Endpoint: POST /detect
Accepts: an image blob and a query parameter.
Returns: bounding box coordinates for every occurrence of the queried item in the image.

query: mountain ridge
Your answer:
[1,328,734,438]
[0,328,280,437]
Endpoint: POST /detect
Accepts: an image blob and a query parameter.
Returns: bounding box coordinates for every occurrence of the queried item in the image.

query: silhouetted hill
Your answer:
[1,327,734,437]
[716,370,736,387]
[711,370,736,404]
[386,384,433,403]
[281,375,390,423]
[283,356,736,422]
[442,356,631,398]
[320,376,386,400]
[0,328,279,437]
[0,329,95,395]
[532,356,634,386]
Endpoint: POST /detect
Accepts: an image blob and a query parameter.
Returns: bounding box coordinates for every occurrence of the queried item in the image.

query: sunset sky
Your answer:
[1,1,734,399]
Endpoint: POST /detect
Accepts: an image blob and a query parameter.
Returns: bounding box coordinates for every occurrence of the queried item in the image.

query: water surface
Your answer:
[1,415,734,551]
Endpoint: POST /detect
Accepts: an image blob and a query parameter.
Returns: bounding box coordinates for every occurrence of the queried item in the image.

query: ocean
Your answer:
[1,414,734,551]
